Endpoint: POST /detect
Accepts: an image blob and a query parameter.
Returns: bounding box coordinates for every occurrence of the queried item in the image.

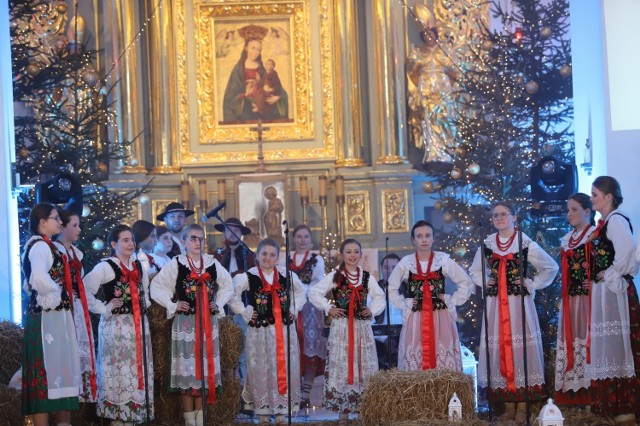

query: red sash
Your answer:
[69,249,97,399]
[259,267,287,394]
[414,252,438,370]
[119,261,144,390]
[491,252,516,392]
[346,273,362,384]
[190,268,216,403]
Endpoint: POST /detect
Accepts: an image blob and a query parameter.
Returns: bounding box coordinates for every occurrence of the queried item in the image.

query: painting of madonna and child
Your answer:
[216,22,294,125]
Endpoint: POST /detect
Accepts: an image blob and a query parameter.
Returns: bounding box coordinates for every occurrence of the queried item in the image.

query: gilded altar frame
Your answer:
[174,0,338,165]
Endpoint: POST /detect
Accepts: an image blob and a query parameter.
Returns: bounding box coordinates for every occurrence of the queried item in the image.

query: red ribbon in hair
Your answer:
[491,252,517,392]
[119,261,145,390]
[414,252,438,370]
[69,249,98,400]
[189,267,216,403]
[259,266,288,395]
[345,269,362,385]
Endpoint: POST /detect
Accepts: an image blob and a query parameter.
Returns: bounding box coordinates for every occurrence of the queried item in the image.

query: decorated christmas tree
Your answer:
[10,0,148,269]
[410,0,574,354]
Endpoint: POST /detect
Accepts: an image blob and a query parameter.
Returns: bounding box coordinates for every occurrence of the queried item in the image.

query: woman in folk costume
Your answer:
[388,220,473,372]
[469,202,558,424]
[309,238,385,426]
[83,224,154,425]
[554,193,596,406]
[290,224,326,408]
[151,224,234,426]
[21,203,80,426]
[588,176,640,424]
[228,238,307,426]
[54,209,102,404]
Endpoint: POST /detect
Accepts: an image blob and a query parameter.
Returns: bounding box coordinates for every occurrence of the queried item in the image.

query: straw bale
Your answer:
[149,302,172,385]
[0,384,22,426]
[207,377,242,425]
[0,320,23,385]
[359,368,475,425]
[152,391,183,425]
[219,316,243,377]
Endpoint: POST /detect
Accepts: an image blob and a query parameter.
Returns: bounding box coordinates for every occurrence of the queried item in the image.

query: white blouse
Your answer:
[22,236,61,310]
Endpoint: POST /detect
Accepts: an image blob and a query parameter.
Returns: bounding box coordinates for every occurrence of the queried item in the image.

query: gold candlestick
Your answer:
[319,175,328,247]
[180,180,190,209]
[335,175,345,242]
[217,179,226,204]
[300,176,309,225]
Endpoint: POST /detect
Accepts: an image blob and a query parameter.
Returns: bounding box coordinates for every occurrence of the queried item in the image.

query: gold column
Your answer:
[109,0,146,173]
[372,0,409,165]
[149,0,180,174]
[334,0,366,168]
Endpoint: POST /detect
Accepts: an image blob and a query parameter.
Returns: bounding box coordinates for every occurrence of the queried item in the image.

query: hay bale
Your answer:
[153,391,182,426]
[207,377,242,425]
[0,320,23,386]
[149,302,172,385]
[360,369,475,425]
[219,316,243,377]
[0,384,22,426]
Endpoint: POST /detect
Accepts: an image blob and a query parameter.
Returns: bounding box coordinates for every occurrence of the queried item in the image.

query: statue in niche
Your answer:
[262,185,284,245]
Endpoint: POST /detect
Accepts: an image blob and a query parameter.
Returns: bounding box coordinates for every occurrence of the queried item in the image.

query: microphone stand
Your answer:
[134,257,151,426]
[478,221,492,421]
[384,237,392,370]
[517,221,530,425]
[283,220,293,424]
[196,259,208,425]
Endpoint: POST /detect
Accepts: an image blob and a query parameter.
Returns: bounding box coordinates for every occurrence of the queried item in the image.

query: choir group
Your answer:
[20,175,640,426]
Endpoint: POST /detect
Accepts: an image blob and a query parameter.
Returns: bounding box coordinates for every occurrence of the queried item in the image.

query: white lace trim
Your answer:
[555,338,590,392]
[591,320,631,337]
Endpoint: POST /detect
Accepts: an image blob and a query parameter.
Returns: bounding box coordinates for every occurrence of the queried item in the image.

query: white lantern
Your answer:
[448,392,462,422]
[460,344,478,408]
[538,398,564,426]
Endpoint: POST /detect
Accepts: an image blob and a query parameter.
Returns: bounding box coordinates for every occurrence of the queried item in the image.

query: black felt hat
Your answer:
[156,202,195,222]
[213,217,251,235]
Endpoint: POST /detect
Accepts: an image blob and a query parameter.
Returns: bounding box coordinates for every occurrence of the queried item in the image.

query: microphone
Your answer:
[282,220,289,233]
[203,201,226,220]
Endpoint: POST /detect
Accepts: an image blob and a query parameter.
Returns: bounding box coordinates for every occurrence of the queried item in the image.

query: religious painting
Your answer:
[194,1,314,144]
[236,173,287,248]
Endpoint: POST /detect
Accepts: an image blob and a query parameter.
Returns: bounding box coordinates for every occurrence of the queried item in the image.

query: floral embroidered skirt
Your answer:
[323,318,378,414]
[398,309,462,371]
[243,323,301,415]
[97,313,154,422]
[169,313,222,395]
[22,310,80,415]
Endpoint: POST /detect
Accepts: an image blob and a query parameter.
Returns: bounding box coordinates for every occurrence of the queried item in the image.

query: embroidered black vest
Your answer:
[407,268,447,311]
[215,244,256,277]
[291,253,318,285]
[331,270,370,320]
[103,259,143,314]
[562,244,590,296]
[484,247,530,297]
[591,213,633,281]
[246,272,293,328]
[23,237,71,313]
[173,261,219,315]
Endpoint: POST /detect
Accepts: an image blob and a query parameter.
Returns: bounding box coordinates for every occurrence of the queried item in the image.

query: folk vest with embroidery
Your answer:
[591,214,633,280]
[174,261,219,315]
[23,237,71,313]
[407,268,447,311]
[484,247,530,297]
[246,272,293,328]
[290,253,318,285]
[103,259,143,314]
[332,270,370,320]
[562,243,590,296]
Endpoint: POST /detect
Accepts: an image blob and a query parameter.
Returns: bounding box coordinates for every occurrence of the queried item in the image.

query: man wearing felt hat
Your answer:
[213,217,256,277]
[156,202,195,258]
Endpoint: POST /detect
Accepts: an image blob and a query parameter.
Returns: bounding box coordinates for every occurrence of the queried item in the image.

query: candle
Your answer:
[335,175,345,197]
[198,180,207,202]
[217,179,226,202]
[180,180,190,205]
[318,175,327,198]
[299,176,308,198]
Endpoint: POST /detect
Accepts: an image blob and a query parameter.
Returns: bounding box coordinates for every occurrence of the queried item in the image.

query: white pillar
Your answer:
[0,0,22,322]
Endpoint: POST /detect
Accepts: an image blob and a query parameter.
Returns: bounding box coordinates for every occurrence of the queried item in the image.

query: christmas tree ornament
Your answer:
[434,201,442,210]
[96,161,108,172]
[541,143,554,156]
[139,194,150,204]
[82,205,91,217]
[26,63,41,76]
[559,64,572,78]
[422,181,435,193]
[454,146,467,157]
[81,67,99,87]
[453,245,467,257]
[450,167,462,179]
[18,147,30,159]
[480,39,494,51]
[91,238,104,251]
[540,26,552,39]
[128,157,139,167]
[467,163,480,175]
[525,80,539,94]
[443,212,454,223]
